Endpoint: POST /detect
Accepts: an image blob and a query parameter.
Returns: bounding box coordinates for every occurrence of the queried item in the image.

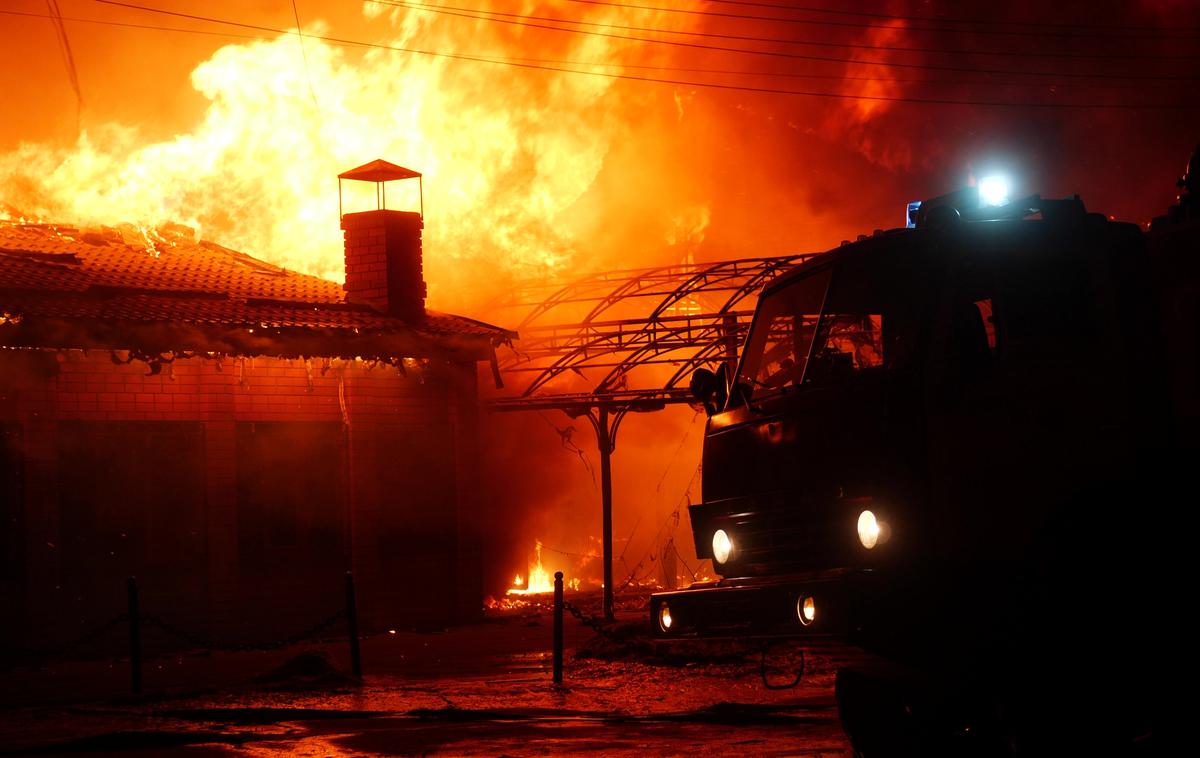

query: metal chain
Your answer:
[561,597,657,657]
[759,639,805,690]
[1,613,128,663]
[142,609,346,653]
[562,600,624,643]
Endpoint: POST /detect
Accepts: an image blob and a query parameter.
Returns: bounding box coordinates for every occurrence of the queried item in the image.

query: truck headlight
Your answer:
[712,529,733,564]
[857,510,881,549]
[658,602,673,632]
[797,595,816,626]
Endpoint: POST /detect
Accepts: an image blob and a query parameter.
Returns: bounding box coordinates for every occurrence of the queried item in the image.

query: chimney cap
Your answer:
[338,159,422,183]
[339,159,424,217]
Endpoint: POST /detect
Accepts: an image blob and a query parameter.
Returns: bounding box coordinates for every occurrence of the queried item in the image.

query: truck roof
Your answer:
[764,210,1140,297]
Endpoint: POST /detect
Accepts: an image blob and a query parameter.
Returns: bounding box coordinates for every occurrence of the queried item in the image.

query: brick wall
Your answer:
[0,348,482,649]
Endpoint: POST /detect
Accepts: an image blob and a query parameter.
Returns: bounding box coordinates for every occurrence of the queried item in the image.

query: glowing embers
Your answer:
[711,529,733,565]
[856,509,892,550]
[658,602,673,633]
[797,595,816,626]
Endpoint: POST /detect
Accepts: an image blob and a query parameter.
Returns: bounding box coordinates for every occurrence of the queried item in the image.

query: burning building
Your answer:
[0,162,513,654]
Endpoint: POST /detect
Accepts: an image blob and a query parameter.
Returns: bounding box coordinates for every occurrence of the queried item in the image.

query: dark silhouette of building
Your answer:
[0,170,513,655]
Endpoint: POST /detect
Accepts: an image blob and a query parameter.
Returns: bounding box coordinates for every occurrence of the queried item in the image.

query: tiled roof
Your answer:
[0,221,512,356]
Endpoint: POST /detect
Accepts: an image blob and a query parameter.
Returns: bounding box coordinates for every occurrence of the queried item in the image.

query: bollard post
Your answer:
[553,571,564,684]
[344,571,362,679]
[126,576,142,696]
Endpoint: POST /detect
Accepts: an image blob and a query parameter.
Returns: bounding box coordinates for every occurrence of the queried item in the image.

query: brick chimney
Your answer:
[341,210,426,322]
[337,160,427,323]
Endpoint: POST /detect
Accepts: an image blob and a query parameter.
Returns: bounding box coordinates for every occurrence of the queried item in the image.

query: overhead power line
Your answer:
[707,0,1200,35]
[1,9,270,42]
[45,0,85,128]
[368,1,1200,82]
[369,0,1198,82]
[560,0,1200,41]
[78,1,1200,109]
[0,8,1168,94]
[369,0,1199,62]
[290,0,321,111]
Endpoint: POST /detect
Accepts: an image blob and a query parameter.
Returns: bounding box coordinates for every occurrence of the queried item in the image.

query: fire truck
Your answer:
[651,160,1197,755]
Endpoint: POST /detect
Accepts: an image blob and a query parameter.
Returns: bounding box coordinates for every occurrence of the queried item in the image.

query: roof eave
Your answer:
[0,317,497,363]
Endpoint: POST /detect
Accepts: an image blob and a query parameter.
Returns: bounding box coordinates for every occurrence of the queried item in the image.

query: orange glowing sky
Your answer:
[1,0,1197,319]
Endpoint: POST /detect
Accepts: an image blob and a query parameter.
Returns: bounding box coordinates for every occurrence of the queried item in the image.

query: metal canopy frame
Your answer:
[487,253,814,619]
[494,255,810,399]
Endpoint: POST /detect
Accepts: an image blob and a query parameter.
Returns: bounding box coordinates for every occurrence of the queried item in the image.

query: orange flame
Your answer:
[0,4,704,314]
[506,540,581,595]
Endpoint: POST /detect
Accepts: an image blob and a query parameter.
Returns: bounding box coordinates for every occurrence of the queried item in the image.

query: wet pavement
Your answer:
[1,598,854,756]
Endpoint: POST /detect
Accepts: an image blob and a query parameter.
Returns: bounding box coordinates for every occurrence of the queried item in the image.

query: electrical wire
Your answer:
[45,0,84,127]
[368,1,1200,81]
[71,2,1200,108]
[706,0,1200,35]
[0,8,270,42]
[290,0,321,111]
[0,9,1169,92]
[559,0,1200,41]
[370,0,1200,62]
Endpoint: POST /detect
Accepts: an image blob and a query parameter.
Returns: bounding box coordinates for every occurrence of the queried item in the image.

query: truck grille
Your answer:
[691,492,855,576]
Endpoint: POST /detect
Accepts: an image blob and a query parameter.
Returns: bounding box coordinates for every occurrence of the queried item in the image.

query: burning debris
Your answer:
[504,541,584,597]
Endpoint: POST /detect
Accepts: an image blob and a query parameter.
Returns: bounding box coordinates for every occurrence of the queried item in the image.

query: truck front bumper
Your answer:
[650,570,870,639]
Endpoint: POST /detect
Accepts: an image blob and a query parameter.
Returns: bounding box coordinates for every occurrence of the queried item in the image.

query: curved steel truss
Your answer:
[490,254,812,407]
[486,253,814,620]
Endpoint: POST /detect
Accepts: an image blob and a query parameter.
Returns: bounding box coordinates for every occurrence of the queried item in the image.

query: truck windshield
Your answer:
[738,266,831,394]
[739,252,907,397]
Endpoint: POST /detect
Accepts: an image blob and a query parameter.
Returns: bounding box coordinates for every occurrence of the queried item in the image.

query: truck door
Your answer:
[925,225,1121,561]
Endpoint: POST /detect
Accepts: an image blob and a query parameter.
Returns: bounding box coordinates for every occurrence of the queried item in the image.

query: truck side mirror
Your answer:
[689,365,729,416]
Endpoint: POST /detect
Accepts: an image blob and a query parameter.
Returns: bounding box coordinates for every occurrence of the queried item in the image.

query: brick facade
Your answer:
[0,349,482,651]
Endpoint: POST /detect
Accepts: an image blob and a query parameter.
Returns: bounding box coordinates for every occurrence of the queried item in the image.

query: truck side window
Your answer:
[944,255,1001,385]
[811,315,884,377]
[740,252,922,398]
[975,298,997,350]
[950,298,995,381]
[806,254,908,384]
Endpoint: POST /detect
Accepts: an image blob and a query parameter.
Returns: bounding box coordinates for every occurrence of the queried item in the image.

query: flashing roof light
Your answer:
[979,175,1010,207]
[906,201,921,229]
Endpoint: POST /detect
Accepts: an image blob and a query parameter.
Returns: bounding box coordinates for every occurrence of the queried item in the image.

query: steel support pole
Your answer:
[598,407,614,622]
[127,576,141,696]
[345,571,362,679]
[553,571,564,683]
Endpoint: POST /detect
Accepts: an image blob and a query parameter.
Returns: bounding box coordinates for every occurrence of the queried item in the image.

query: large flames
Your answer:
[0,2,702,314]
[0,0,700,311]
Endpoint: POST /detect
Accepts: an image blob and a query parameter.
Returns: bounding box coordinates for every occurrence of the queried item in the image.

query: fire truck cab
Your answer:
[652,184,1187,754]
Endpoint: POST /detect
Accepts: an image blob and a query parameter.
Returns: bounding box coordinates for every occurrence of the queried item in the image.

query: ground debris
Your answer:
[575,620,755,667]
